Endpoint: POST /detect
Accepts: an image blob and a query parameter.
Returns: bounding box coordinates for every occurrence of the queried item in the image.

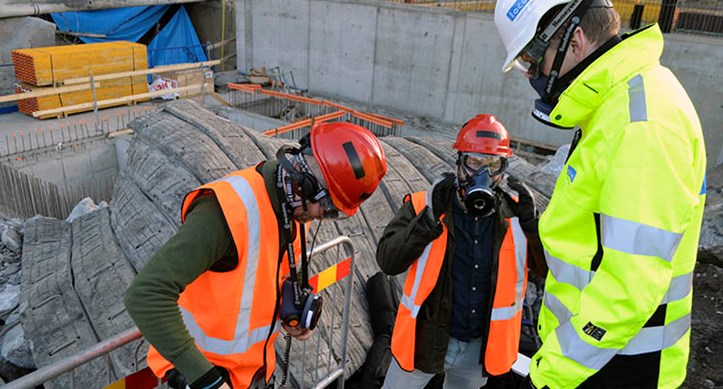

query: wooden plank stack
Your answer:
[11,41,149,119]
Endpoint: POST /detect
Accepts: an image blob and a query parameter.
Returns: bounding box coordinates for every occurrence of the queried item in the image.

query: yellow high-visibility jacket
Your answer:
[531,24,706,389]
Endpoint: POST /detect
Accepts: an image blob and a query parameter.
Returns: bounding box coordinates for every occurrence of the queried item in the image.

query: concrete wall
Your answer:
[9,140,118,190]
[236,0,723,168]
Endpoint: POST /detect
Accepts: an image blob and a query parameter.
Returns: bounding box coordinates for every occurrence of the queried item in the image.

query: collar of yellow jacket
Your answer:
[550,24,664,129]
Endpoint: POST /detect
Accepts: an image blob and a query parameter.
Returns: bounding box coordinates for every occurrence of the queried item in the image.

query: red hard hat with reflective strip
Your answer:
[453,114,513,157]
[311,122,387,216]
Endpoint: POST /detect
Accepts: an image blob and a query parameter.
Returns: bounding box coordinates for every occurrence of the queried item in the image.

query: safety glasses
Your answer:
[316,191,353,220]
[316,193,339,219]
[460,153,508,176]
[513,40,549,79]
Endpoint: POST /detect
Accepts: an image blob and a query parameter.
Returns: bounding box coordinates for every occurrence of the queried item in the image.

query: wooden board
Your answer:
[12,41,149,118]
[12,41,147,87]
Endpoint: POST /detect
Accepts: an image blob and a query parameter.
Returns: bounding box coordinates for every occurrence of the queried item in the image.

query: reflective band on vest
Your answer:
[545,214,684,293]
[628,74,648,122]
[546,251,591,291]
[179,308,278,355]
[556,320,619,370]
[543,272,692,361]
[601,214,683,262]
[485,215,528,375]
[390,192,448,372]
[660,272,693,304]
[400,242,435,319]
[147,167,295,389]
[391,190,528,375]
[490,218,527,321]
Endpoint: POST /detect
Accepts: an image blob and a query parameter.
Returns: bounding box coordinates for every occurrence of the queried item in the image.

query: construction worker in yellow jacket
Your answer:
[493,0,707,387]
[377,115,546,389]
[125,122,387,389]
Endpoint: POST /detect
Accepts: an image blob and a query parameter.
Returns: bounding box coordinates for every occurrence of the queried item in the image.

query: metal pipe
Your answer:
[0,0,204,19]
[3,327,142,389]
[221,0,226,71]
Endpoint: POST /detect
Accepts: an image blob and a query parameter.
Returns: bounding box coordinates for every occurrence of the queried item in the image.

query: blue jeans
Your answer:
[381,337,488,389]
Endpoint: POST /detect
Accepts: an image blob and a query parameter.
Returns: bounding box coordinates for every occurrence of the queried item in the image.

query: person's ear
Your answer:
[570,26,588,62]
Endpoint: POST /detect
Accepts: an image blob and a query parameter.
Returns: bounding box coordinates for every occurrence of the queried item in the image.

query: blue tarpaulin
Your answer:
[51,5,207,69]
[146,7,207,68]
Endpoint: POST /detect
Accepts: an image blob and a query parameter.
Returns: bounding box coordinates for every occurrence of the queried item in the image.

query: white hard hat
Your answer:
[494,0,571,73]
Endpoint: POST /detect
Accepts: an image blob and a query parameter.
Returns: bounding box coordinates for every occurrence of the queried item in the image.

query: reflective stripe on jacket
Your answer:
[147,167,300,389]
[391,190,528,375]
[532,24,707,389]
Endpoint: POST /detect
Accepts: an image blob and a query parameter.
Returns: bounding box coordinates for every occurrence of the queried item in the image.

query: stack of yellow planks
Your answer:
[11,41,149,119]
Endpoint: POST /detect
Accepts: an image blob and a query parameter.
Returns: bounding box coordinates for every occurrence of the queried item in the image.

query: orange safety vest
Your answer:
[390,191,528,375]
[147,167,302,389]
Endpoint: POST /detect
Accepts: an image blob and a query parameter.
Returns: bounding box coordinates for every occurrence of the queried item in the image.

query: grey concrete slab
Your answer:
[252,0,312,88]
[372,6,455,118]
[310,0,377,103]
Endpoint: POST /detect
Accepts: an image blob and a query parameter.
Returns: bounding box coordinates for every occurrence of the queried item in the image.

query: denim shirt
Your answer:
[449,199,495,342]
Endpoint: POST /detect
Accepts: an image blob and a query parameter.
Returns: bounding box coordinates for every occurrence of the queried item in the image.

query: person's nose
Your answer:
[311,203,325,220]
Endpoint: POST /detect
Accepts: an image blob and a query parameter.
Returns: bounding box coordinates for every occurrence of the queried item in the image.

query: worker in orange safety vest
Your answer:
[377,114,546,389]
[125,122,387,389]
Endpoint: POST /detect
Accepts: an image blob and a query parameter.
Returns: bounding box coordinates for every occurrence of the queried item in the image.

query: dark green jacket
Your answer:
[376,174,544,374]
[124,161,286,383]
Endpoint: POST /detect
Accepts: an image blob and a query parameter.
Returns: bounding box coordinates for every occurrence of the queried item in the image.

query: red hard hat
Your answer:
[311,122,387,216]
[453,114,512,157]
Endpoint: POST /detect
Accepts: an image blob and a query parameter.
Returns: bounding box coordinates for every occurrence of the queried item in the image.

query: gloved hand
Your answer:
[504,175,537,223]
[188,366,232,389]
[425,173,455,221]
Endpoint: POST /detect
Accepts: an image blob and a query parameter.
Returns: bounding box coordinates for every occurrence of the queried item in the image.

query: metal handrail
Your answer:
[304,235,355,389]
[3,327,142,389]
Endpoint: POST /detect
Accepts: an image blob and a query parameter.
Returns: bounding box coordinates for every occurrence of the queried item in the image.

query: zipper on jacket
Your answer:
[565,128,583,164]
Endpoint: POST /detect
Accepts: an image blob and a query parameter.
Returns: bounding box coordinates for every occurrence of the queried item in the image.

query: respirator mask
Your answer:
[456,152,507,216]
[281,277,323,330]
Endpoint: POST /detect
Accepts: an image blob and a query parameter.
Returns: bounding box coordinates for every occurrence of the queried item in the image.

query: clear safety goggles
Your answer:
[512,40,549,79]
[460,153,508,176]
[317,193,341,219]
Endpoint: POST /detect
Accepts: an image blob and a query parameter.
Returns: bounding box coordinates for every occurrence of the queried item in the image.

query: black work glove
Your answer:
[189,366,231,389]
[426,173,455,221]
[503,176,537,230]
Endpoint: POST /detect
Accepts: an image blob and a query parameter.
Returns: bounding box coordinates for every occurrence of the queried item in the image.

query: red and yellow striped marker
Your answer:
[103,366,163,389]
[309,257,352,294]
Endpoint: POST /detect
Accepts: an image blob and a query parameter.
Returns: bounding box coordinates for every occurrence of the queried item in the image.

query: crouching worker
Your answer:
[124,122,387,389]
[377,114,545,389]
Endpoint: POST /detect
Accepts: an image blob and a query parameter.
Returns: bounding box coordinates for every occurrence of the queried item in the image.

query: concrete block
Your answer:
[309,0,376,102]
[252,0,311,88]
[372,7,455,117]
